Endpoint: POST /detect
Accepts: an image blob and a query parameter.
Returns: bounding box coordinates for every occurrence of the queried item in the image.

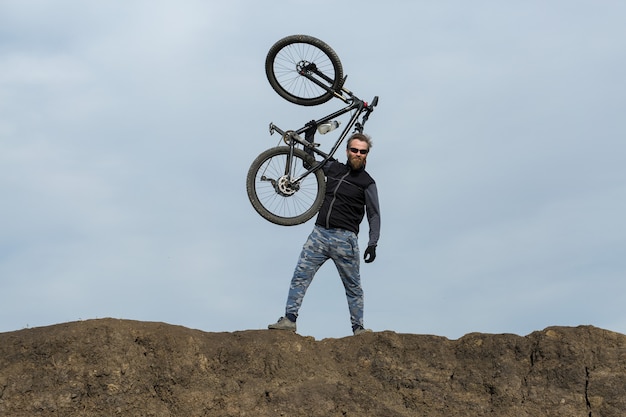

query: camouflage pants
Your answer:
[285,225,363,329]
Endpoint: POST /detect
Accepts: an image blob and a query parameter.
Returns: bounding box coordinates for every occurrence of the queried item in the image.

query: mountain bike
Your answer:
[246,34,379,226]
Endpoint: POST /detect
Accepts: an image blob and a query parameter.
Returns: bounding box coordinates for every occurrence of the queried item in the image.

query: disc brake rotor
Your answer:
[276,175,299,197]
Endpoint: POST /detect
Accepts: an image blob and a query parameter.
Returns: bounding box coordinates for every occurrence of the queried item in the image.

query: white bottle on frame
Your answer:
[317,120,340,134]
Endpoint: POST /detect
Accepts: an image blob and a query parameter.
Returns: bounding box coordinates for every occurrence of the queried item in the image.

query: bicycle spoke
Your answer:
[266,35,343,106]
[253,151,321,220]
[272,43,336,100]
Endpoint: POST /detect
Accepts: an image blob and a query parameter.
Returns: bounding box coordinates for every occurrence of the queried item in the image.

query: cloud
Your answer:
[1,1,625,340]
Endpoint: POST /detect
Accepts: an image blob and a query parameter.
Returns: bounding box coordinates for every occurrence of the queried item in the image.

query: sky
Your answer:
[1,0,625,340]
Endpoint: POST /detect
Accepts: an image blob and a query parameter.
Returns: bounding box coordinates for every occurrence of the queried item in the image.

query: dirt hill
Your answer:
[1,319,625,416]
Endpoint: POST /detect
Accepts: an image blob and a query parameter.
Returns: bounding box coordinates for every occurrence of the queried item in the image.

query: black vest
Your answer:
[315,161,375,235]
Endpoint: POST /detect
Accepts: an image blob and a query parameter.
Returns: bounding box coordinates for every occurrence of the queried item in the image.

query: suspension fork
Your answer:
[300,65,351,104]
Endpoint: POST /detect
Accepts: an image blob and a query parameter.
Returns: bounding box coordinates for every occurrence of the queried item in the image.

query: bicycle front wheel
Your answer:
[246,147,326,226]
[265,35,344,106]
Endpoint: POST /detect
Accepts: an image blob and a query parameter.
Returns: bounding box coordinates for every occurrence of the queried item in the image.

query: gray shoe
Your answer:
[268,317,296,332]
[353,326,372,335]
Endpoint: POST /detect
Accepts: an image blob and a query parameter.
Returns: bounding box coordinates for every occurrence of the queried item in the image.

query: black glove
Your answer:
[304,120,316,144]
[364,245,377,263]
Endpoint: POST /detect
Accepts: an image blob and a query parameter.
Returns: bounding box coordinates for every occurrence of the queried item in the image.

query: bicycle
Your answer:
[246,34,379,226]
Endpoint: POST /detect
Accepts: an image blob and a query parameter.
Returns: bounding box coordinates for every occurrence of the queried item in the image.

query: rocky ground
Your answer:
[1,318,625,416]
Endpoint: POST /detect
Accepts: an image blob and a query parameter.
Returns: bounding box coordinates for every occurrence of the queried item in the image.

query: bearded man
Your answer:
[268,132,381,335]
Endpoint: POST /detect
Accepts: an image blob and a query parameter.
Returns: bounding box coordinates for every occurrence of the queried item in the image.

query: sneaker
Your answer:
[353,326,372,336]
[268,317,296,332]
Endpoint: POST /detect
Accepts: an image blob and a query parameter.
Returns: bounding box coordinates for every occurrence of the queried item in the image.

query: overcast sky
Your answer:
[1,1,625,340]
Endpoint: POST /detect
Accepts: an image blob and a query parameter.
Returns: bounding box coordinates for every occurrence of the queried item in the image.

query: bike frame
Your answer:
[268,89,377,184]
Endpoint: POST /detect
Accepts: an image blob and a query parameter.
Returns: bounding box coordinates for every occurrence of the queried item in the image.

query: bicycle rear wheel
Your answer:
[246,147,326,226]
[265,35,344,106]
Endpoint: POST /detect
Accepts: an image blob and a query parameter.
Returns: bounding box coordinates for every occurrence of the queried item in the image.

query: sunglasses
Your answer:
[349,147,369,155]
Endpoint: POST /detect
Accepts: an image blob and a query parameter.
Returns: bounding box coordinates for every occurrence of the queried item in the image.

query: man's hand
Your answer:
[364,245,377,263]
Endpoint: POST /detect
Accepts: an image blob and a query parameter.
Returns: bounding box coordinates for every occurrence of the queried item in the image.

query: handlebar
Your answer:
[361,95,378,125]
[352,96,378,134]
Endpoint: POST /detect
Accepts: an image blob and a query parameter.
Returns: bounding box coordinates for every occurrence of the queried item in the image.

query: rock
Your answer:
[0,319,624,416]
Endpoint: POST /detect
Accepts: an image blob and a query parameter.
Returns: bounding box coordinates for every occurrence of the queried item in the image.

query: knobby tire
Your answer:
[265,34,344,106]
[246,147,326,226]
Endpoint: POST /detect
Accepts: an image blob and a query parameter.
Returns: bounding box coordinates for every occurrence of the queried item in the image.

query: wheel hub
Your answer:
[276,175,299,196]
[297,60,316,75]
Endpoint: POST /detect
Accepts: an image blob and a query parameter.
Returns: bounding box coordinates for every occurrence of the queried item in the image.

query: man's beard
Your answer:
[348,155,366,170]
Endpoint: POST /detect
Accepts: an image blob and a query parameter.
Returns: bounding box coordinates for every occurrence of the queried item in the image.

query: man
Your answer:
[268,132,381,335]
